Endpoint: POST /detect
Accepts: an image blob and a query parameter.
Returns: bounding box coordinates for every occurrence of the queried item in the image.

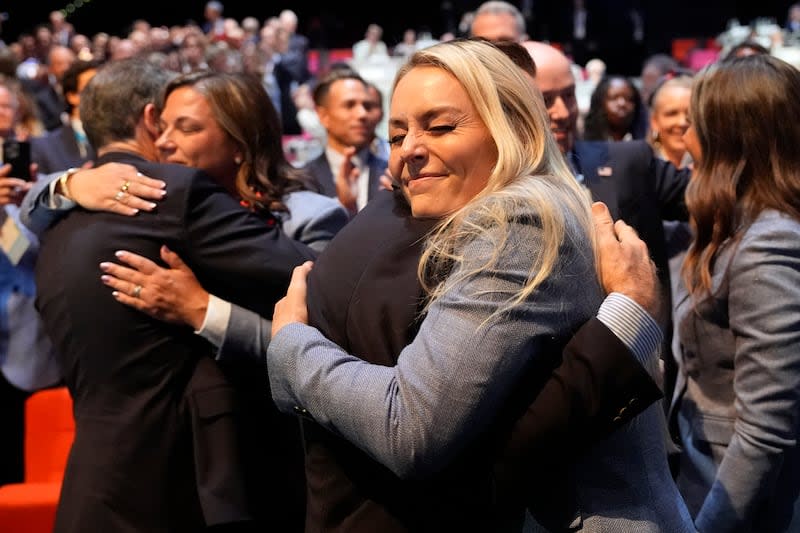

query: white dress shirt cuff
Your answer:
[596,292,662,379]
[47,178,78,209]
[195,293,231,350]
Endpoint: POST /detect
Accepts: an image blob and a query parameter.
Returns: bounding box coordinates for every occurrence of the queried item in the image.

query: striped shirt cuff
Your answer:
[596,292,662,379]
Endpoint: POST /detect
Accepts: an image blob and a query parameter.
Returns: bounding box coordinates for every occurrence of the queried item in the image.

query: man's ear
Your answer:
[143,103,160,138]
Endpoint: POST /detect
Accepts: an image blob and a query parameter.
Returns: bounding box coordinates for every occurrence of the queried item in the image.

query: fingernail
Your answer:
[111,291,119,298]
[148,202,157,209]
[115,251,126,258]
[101,275,110,282]
[130,208,140,214]
[99,262,110,271]
[159,190,167,197]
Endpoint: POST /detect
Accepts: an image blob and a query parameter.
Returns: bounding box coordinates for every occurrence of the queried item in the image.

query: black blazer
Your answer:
[574,140,689,300]
[574,139,690,403]
[303,188,662,531]
[35,152,314,532]
[30,124,95,175]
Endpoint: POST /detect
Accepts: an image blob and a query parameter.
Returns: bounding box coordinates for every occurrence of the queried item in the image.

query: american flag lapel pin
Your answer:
[597,166,613,177]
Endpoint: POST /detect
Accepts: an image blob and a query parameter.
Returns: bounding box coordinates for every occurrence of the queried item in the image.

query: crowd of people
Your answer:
[0,1,799,532]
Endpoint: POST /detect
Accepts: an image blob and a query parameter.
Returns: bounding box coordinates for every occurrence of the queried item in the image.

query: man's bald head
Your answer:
[522,41,578,154]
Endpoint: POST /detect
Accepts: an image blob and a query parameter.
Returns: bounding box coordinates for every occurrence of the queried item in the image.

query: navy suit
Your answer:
[30,124,95,175]
[573,140,690,413]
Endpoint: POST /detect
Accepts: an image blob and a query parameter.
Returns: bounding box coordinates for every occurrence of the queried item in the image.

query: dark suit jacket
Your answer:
[302,188,662,532]
[30,124,95,175]
[574,139,690,405]
[32,84,67,132]
[35,152,314,533]
[302,151,386,204]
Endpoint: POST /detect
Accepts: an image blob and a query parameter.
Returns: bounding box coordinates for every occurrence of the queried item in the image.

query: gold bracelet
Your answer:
[58,167,80,200]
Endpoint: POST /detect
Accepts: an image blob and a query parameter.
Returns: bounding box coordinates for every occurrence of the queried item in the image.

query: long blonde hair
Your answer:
[394,39,595,316]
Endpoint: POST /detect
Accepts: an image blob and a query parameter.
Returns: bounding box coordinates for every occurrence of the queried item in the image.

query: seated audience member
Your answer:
[469,0,528,42]
[583,74,647,142]
[0,88,60,488]
[31,59,99,174]
[640,53,679,109]
[671,53,800,533]
[352,23,389,63]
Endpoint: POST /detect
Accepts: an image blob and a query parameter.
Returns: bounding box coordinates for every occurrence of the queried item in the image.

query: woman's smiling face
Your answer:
[388,66,497,219]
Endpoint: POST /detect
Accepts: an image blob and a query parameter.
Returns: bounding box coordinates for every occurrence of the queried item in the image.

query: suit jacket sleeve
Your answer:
[494,318,662,486]
[280,190,349,253]
[172,172,316,319]
[695,214,800,532]
[19,171,71,236]
[649,150,690,222]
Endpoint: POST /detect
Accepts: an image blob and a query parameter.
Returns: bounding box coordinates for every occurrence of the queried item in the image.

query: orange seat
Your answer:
[0,387,74,533]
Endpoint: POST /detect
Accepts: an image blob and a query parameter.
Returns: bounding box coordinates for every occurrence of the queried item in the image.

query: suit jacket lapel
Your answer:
[575,141,620,219]
[367,153,388,201]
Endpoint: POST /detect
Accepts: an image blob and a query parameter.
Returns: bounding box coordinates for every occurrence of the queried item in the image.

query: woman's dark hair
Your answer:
[158,70,317,216]
[583,75,646,141]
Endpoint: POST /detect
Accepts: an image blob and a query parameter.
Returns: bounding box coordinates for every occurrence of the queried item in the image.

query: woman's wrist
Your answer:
[56,168,81,200]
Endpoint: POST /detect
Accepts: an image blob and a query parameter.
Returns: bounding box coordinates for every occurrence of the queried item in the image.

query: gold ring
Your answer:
[114,191,125,202]
[132,285,142,298]
[121,181,130,193]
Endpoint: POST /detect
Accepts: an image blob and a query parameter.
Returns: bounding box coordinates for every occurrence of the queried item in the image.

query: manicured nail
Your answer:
[99,262,111,271]
[115,250,126,258]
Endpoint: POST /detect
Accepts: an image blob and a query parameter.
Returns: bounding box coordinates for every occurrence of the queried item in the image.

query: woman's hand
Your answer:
[271,261,314,337]
[67,163,167,215]
[100,245,209,330]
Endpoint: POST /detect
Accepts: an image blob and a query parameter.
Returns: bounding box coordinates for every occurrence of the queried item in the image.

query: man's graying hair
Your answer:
[80,58,175,149]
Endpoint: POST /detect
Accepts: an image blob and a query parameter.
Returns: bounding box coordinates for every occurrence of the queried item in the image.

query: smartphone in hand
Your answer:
[2,140,32,180]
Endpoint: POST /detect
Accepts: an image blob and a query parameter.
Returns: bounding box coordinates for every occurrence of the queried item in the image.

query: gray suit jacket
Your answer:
[279,190,349,253]
[672,209,800,532]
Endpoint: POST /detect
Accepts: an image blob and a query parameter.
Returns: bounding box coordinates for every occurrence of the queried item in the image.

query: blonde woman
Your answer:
[269,39,693,531]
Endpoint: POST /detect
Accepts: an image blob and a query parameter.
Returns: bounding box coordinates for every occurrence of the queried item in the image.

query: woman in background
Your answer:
[583,74,647,142]
[647,72,693,170]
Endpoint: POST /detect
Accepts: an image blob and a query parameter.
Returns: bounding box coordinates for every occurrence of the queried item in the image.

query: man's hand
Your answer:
[592,201,663,322]
[0,164,32,206]
[272,261,313,338]
[334,146,359,214]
